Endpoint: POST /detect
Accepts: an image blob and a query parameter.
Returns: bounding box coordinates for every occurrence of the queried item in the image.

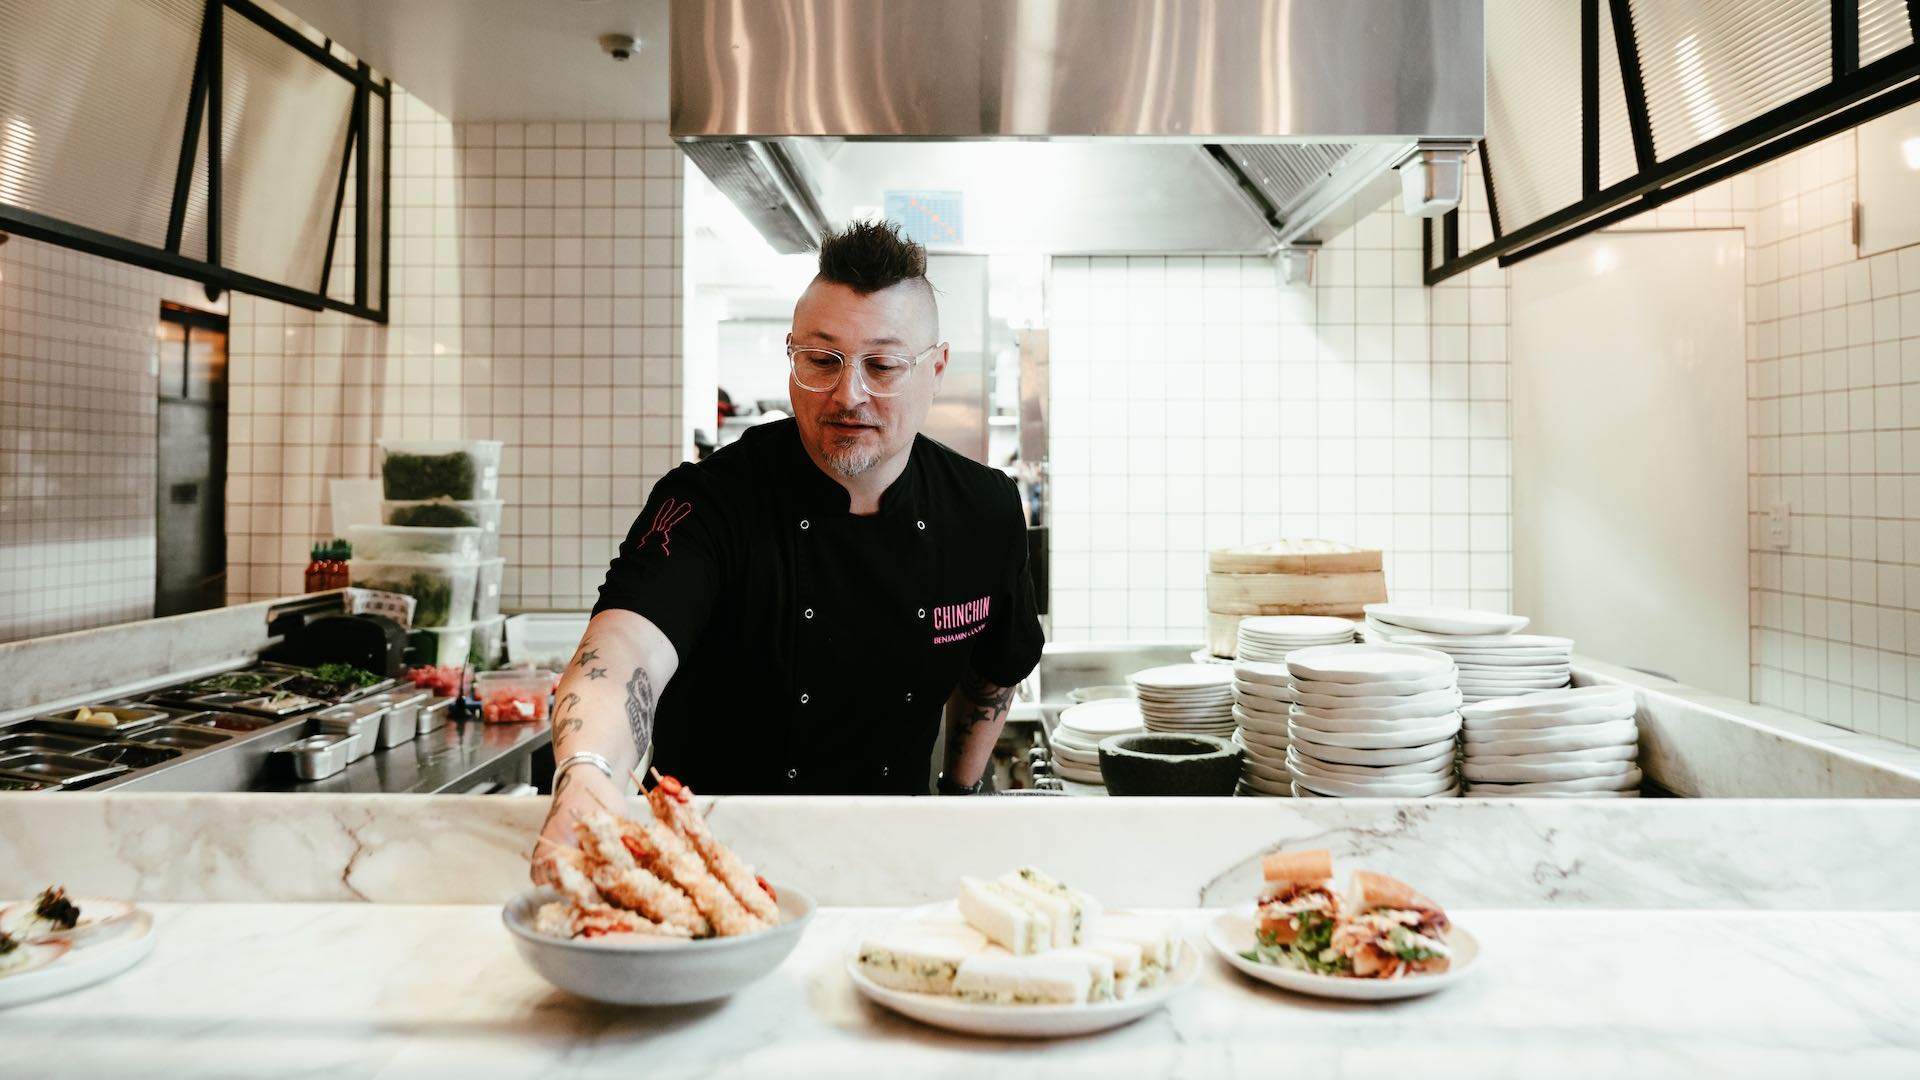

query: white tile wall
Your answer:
[1743,130,1920,747]
[1046,190,1514,642]
[0,238,163,641]
[224,99,688,610]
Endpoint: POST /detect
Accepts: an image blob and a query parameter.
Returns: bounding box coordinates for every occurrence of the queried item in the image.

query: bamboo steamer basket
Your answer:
[1204,542,1386,658]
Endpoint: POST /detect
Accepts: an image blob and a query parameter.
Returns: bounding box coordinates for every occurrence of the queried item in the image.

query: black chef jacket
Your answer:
[593,418,1044,795]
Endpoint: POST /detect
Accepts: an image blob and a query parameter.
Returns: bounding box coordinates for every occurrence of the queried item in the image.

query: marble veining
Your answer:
[2,793,1918,910]
[5,904,1918,1079]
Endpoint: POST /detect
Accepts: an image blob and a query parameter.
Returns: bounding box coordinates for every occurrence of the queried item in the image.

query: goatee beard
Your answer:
[822,442,882,477]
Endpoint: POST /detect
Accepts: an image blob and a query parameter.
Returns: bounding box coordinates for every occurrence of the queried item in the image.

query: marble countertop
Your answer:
[10,903,1919,1078]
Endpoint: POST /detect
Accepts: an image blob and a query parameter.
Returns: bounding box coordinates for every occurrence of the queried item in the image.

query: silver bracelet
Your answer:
[554,750,616,785]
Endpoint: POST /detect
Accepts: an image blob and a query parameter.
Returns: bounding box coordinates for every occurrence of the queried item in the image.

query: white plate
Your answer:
[1286,747,1453,779]
[1128,664,1235,691]
[1049,742,1102,767]
[1290,698,1463,724]
[1289,672,1457,698]
[1236,727,1292,754]
[1461,743,1637,765]
[1207,907,1477,1000]
[1463,788,1641,798]
[1463,767,1643,794]
[1364,604,1529,637]
[1050,759,1107,784]
[1285,710,1456,736]
[1461,758,1638,783]
[1461,704,1635,731]
[1057,699,1146,739]
[1240,770,1296,795]
[1239,615,1357,638]
[1288,764,1457,798]
[1189,649,1234,665]
[1287,687,1460,712]
[847,938,1199,1038]
[1232,680,1293,703]
[1460,721,1639,754]
[0,909,154,1009]
[1289,715,1460,749]
[1381,631,1573,651]
[1231,661,1294,686]
[1234,712,1290,738]
[1456,666,1572,680]
[1460,686,1632,716]
[0,897,137,945]
[1441,652,1573,667]
[1048,729,1106,755]
[1232,701,1292,724]
[1285,644,1455,685]
[1288,735,1457,767]
[1242,753,1292,781]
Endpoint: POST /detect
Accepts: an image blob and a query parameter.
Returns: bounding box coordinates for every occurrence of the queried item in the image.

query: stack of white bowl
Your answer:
[1233,615,1357,661]
[1282,643,1463,799]
[1230,659,1294,796]
[1126,664,1236,738]
[1459,686,1641,797]
[1362,603,1572,703]
[1047,698,1145,788]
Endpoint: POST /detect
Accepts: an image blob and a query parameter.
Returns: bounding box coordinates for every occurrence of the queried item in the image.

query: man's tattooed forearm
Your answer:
[955,670,1016,732]
[624,667,656,761]
[554,692,583,741]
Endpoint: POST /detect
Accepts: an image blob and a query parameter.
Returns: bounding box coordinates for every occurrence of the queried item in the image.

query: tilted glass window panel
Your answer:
[325,141,358,305]
[1483,0,1585,233]
[218,9,354,291]
[0,0,202,247]
[366,89,385,308]
[1627,0,1831,163]
[1858,0,1915,66]
[1596,1,1639,191]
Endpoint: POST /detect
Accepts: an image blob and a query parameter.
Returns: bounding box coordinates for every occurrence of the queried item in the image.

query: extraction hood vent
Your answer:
[0,0,390,319]
[671,0,1485,256]
[1428,0,1920,282]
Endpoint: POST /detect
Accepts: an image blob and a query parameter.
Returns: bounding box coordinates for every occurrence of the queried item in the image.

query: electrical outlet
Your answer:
[1764,498,1792,550]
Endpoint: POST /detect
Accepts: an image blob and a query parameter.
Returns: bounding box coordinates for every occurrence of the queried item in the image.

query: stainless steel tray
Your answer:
[416,695,454,734]
[0,752,131,788]
[271,734,353,781]
[126,725,231,749]
[186,690,327,717]
[32,705,170,738]
[0,732,105,755]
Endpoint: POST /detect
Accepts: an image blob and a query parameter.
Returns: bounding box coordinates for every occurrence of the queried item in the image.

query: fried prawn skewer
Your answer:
[647,771,781,923]
[531,836,606,908]
[576,811,711,936]
[618,814,768,938]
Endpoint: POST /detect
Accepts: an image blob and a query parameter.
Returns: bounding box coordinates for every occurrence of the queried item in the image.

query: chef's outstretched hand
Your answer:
[531,765,625,885]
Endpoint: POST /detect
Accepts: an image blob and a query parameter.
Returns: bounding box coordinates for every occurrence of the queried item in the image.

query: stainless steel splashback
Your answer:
[670,0,1485,255]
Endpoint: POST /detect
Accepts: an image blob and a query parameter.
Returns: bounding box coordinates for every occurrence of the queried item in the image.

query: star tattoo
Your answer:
[575,648,601,667]
[585,667,608,681]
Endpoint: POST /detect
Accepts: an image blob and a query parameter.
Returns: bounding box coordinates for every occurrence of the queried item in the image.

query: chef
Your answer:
[536,220,1044,862]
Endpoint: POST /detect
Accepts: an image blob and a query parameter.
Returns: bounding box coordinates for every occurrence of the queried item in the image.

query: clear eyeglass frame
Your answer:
[786,338,943,398]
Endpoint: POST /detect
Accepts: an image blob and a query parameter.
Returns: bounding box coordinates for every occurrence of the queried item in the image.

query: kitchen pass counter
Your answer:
[8,903,1918,1079]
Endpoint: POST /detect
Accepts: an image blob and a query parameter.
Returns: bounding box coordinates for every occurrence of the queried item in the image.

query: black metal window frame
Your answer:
[0,0,391,322]
[1425,0,1920,285]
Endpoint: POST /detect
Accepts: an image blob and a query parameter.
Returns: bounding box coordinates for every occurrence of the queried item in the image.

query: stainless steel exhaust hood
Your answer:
[670,0,1485,256]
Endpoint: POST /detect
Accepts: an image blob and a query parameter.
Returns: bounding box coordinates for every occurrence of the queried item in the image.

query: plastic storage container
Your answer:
[407,622,476,668]
[504,613,591,669]
[351,559,479,628]
[348,523,482,561]
[472,614,507,668]
[473,669,555,723]
[473,557,505,622]
[381,499,503,556]
[379,439,504,501]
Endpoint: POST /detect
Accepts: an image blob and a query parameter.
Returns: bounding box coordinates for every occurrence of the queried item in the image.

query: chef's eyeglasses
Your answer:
[787,338,942,398]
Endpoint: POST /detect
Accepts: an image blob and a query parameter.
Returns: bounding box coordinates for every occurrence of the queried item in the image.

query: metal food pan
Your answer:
[0,752,131,788]
[0,732,105,755]
[125,725,231,749]
[79,743,184,768]
[33,705,170,738]
[416,695,454,734]
[271,734,353,781]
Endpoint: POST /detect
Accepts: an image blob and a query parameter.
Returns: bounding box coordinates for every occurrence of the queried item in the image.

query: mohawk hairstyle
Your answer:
[815,219,928,295]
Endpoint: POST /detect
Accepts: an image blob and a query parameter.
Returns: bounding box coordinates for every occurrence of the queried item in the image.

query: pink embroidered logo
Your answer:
[638,498,692,555]
[931,594,992,645]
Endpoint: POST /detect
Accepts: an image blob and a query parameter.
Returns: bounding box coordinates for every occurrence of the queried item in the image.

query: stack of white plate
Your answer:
[1047,698,1145,787]
[1127,664,1236,738]
[1362,603,1572,703]
[1233,616,1356,662]
[1458,686,1641,798]
[1280,643,1463,799]
[1229,659,1294,796]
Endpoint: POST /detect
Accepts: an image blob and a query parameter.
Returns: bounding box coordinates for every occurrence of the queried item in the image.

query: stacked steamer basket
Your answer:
[1459,685,1642,797]
[1361,603,1572,703]
[1204,541,1386,659]
[1047,699,1145,788]
[1228,616,1357,796]
[1126,664,1236,739]
[1281,644,1463,799]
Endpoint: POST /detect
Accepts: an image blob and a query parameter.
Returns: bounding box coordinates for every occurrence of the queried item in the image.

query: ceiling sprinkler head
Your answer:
[600,33,637,62]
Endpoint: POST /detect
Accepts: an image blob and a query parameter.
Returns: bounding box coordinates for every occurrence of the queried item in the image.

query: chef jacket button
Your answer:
[917,607,926,618]
[905,692,913,702]
[799,519,810,530]
[800,692,810,704]
[881,766,890,777]
[804,607,814,619]
[787,768,798,781]
[916,520,926,530]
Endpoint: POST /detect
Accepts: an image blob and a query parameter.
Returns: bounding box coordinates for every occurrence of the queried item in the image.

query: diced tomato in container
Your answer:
[405,664,465,697]
[473,669,555,724]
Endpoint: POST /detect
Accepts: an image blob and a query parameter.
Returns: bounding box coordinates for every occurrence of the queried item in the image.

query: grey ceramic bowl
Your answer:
[1098,732,1243,796]
[503,882,815,1005]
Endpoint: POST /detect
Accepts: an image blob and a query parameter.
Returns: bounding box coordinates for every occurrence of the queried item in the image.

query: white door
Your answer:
[1510,230,1748,698]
